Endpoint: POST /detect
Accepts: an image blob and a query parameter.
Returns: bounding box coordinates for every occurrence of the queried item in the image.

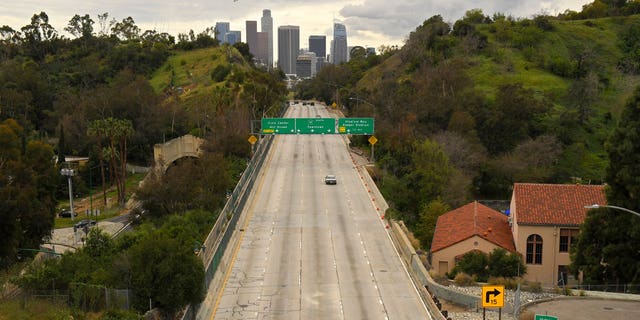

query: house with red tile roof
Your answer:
[430,201,515,277]
[510,183,606,286]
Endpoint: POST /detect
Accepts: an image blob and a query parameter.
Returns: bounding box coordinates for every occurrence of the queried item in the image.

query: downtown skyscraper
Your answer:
[309,35,326,61]
[331,22,348,64]
[246,20,257,56]
[277,25,300,75]
[215,22,230,44]
[261,9,274,68]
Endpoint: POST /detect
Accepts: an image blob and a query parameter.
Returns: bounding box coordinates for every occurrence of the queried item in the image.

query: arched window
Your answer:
[526,234,543,264]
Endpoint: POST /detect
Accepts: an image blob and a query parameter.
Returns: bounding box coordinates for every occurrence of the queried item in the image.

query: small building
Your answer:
[296,52,317,79]
[510,183,606,286]
[430,201,516,277]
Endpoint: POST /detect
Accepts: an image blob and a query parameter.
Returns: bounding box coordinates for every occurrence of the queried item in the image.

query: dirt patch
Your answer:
[440,299,472,312]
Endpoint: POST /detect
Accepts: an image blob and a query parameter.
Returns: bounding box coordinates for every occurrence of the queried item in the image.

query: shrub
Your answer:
[101,309,141,320]
[453,272,476,286]
[211,64,231,82]
[488,276,521,290]
[456,250,489,281]
[523,281,542,293]
[554,286,572,296]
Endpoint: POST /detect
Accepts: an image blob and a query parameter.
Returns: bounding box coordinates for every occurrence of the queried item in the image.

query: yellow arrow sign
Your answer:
[248,135,258,145]
[481,285,504,308]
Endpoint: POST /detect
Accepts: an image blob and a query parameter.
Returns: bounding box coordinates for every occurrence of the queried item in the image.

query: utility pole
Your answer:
[60,164,77,221]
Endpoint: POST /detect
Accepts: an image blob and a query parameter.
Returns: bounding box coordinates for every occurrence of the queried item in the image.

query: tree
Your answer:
[20,11,58,60]
[87,120,109,207]
[414,199,450,249]
[104,118,133,207]
[487,248,526,278]
[110,17,140,41]
[233,42,253,63]
[0,119,57,268]
[408,139,454,209]
[128,231,205,315]
[474,83,550,154]
[449,250,489,281]
[572,86,640,285]
[448,248,525,281]
[65,14,94,39]
[136,152,231,217]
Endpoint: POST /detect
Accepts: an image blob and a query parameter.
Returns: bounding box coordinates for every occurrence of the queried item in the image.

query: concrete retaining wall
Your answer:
[353,157,482,318]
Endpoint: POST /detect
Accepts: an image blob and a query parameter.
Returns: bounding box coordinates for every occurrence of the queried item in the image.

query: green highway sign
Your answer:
[296,118,336,134]
[534,315,558,320]
[261,118,296,134]
[260,117,373,134]
[338,118,374,135]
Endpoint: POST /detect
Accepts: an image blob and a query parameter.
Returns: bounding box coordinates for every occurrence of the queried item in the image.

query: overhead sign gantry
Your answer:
[261,117,374,135]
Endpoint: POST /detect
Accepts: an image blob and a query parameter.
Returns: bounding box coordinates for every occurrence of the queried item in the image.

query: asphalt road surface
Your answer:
[208,103,431,319]
[524,298,640,320]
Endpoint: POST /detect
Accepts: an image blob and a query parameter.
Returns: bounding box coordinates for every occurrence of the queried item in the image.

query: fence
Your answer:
[23,286,130,312]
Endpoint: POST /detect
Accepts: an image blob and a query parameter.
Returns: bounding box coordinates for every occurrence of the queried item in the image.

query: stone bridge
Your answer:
[153,134,205,172]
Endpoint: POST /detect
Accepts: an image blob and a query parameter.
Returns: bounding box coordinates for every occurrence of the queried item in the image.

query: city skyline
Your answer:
[2,1,592,53]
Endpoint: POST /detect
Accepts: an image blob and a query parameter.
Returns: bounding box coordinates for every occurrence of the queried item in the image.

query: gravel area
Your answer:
[439,284,560,320]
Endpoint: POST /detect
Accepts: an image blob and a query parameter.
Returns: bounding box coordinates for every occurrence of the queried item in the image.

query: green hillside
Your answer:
[150,46,247,93]
[299,11,640,241]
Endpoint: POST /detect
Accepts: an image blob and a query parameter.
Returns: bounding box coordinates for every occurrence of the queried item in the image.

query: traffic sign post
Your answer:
[261,118,296,134]
[535,315,558,320]
[338,118,374,135]
[368,136,378,162]
[481,285,505,320]
[295,118,336,134]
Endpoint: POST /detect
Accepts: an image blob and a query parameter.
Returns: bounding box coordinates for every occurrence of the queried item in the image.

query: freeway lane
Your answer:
[210,103,430,319]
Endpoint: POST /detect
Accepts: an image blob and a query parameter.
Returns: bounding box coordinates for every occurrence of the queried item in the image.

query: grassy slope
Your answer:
[149,46,251,108]
[360,15,640,121]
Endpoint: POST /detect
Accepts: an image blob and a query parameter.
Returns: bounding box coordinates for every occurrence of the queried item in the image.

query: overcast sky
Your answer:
[2,1,591,50]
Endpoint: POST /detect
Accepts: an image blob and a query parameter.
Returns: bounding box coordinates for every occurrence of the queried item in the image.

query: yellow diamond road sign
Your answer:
[248,135,258,145]
[368,136,378,145]
[481,285,504,308]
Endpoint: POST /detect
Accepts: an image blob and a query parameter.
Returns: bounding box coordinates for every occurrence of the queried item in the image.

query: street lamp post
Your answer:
[584,204,640,218]
[60,165,76,221]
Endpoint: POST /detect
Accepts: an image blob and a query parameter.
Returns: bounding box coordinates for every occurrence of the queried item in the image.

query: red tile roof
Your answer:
[512,183,606,226]
[431,201,515,253]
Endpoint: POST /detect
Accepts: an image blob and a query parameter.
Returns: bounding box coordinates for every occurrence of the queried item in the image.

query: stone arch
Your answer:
[153,134,205,173]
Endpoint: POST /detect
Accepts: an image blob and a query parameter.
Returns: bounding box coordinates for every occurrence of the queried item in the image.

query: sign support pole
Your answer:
[371,143,374,162]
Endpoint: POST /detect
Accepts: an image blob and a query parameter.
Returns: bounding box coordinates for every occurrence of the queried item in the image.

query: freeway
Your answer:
[207,102,431,319]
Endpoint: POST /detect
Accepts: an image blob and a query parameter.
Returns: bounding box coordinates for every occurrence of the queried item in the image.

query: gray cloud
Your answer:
[339,0,589,43]
[1,1,589,49]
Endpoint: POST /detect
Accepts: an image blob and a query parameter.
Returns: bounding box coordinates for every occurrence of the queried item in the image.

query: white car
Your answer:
[324,175,337,185]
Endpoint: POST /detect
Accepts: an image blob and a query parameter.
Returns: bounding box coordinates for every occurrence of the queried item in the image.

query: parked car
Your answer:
[324,174,337,185]
[74,219,96,232]
[59,209,76,218]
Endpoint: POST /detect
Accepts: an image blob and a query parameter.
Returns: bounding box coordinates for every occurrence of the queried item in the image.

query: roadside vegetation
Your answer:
[297,1,640,288]
[0,10,286,318]
[3,1,640,318]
